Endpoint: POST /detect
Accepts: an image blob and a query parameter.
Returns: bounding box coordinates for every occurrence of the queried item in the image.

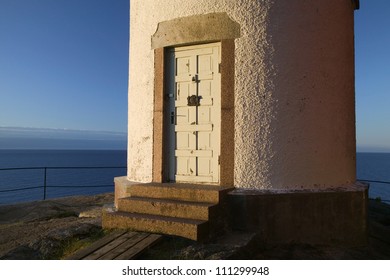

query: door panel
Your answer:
[167,43,221,183]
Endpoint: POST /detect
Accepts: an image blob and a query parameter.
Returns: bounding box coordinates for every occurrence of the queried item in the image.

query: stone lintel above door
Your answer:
[151,12,240,49]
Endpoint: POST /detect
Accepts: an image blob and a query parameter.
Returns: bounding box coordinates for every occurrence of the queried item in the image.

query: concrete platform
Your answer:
[108,178,368,246]
[227,182,369,246]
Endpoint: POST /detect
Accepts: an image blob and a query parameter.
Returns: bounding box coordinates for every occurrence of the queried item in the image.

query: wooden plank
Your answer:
[198,73,214,80]
[98,232,149,260]
[65,230,127,260]
[175,149,212,158]
[83,231,138,260]
[175,75,192,83]
[175,98,213,107]
[115,234,162,260]
[200,97,213,106]
[174,46,213,56]
[175,124,212,132]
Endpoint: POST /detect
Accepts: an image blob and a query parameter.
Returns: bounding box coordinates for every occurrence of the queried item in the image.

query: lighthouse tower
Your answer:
[104,0,367,245]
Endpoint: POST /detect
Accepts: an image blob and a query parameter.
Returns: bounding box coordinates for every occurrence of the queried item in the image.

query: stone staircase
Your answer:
[102,183,233,241]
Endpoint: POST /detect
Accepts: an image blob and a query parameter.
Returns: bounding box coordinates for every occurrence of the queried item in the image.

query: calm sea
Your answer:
[356,152,390,204]
[0,150,126,205]
[0,150,389,205]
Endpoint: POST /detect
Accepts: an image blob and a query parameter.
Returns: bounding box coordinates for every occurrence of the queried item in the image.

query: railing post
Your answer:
[43,167,47,200]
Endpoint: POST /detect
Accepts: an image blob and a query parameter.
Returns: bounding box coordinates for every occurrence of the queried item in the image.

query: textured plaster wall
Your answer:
[262,0,357,189]
[127,0,356,189]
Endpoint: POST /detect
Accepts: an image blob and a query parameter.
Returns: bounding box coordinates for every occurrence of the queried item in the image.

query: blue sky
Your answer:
[0,0,389,152]
[0,0,129,133]
[355,0,390,152]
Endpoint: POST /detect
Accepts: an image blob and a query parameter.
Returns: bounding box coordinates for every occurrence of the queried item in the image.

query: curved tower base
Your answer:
[228,182,368,246]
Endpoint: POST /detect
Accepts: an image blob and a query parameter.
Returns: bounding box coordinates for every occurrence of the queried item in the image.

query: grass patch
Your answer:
[0,221,25,230]
[55,229,108,259]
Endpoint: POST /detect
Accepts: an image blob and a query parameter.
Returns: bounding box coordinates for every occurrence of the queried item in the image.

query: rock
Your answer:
[174,244,241,260]
[78,207,103,218]
[0,193,113,224]
[0,193,114,259]
[0,245,42,260]
[47,222,101,240]
[2,223,102,260]
[29,239,61,260]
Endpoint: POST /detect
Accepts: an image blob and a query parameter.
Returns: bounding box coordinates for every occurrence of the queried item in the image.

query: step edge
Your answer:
[108,211,208,225]
[103,211,209,241]
[117,199,215,221]
[119,196,217,207]
[130,183,234,192]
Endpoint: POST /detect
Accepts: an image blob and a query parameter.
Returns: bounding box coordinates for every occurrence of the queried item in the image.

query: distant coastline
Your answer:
[356,147,390,154]
[0,126,127,150]
[0,137,127,150]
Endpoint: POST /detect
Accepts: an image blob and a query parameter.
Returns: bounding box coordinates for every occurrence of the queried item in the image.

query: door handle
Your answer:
[170,112,186,124]
[170,112,175,124]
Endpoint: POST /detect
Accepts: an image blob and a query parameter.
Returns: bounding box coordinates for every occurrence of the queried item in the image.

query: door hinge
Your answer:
[218,63,221,73]
[218,155,220,165]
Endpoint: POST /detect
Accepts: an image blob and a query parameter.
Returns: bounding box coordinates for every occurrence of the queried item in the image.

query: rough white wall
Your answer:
[127,0,356,189]
[261,0,357,189]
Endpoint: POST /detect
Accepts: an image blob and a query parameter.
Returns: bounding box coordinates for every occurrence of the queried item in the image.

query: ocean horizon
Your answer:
[0,126,127,150]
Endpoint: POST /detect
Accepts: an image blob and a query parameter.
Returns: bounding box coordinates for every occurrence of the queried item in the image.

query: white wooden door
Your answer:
[166,43,221,183]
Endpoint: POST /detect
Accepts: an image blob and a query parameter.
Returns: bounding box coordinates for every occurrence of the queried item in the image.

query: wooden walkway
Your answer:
[66,230,162,260]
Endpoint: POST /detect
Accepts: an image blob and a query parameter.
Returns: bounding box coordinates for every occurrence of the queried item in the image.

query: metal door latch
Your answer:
[191,74,199,83]
[187,95,201,106]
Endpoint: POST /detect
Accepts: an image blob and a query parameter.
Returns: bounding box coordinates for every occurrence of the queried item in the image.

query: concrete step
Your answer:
[103,210,209,241]
[127,183,233,204]
[117,196,217,221]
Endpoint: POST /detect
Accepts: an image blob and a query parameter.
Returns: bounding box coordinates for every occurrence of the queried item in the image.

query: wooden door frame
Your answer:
[152,39,235,186]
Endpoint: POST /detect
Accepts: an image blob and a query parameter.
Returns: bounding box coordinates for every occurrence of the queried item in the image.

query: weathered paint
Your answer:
[127,0,357,190]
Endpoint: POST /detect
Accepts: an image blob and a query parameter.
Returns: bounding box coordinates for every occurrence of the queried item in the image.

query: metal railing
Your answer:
[358,179,390,203]
[0,166,126,201]
[0,167,389,203]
